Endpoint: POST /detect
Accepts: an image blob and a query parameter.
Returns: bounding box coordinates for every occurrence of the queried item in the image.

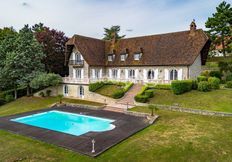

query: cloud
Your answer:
[0,0,225,38]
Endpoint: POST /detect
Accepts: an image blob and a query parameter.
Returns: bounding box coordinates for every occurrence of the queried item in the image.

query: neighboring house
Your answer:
[62,21,210,98]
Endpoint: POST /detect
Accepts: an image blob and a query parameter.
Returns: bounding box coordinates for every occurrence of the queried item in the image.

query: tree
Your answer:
[148,104,158,116]
[205,1,232,57]
[103,25,125,41]
[33,23,69,76]
[0,27,16,43]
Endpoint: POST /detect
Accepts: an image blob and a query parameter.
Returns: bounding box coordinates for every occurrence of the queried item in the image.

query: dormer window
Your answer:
[120,53,128,61]
[108,54,115,62]
[134,53,142,60]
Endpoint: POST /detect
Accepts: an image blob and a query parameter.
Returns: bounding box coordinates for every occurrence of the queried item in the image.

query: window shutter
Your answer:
[143,69,147,80]
[72,52,75,60]
[118,69,121,79]
[80,54,83,60]
[81,69,84,79]
[178,69,183,80]
[92,69,95,79]
[135,69,138,78]
[109,69,112,78]
[73,69,76,78]
[164,69,169,80]
[155,69,158,80]
[125,69,128,79]
[99,69,102,78]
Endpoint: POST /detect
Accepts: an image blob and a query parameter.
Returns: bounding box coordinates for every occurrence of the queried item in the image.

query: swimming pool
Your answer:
[11,110,115,136]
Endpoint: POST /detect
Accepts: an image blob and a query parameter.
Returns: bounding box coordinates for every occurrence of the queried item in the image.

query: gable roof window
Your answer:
[134,53,142,60]
[108,54,115,62]
[120,53,128,61]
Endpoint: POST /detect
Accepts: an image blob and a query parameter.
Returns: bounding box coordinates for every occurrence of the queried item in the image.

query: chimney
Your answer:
[190,19,197,35]
[110,32,116,53]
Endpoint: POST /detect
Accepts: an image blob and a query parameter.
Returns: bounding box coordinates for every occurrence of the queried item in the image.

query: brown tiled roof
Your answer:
[65,29,210,66]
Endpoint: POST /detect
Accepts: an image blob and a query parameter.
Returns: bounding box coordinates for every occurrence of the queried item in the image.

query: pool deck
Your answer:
[0,106,155,157]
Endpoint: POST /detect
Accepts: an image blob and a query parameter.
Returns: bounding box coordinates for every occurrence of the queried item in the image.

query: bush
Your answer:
[0,98,6,106]
[208,77,220,89]
[209,71,222,79]
[226,74,232,81]
[144,89,154,98]
[112,89,125,99]
[123,82,133,92]
[171,80,193,95]
[154,84,171,90]
[192,80,198,90]
[197,81,211,92]
[5,94,14,102]
[197,76,207,82]
[225,81,232,88]
[200,71,210,78]
[39,91,45,97]
[89,82,105,92]
[134,94,149,103]
[46,89,52,97]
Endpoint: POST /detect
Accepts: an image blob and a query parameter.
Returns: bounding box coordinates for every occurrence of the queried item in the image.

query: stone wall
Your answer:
[189,54,201,79]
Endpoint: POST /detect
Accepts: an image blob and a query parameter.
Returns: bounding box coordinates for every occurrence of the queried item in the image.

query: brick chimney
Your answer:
[190,19,197,36]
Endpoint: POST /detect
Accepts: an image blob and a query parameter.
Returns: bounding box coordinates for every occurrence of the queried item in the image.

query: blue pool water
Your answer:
[11,110,115,136]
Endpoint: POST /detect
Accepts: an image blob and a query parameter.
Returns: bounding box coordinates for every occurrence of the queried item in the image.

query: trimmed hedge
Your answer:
[192,80,198,90]
[112,89,125,99]
[134,94,149,103]
[89,82,105,92]
[197,76,207,82]
[123,82,134,92]
[154,84,171,90]
[144,89,154,98]
[208,77,220,89]
[209,71,222,79]
[197,81,211,92]
[171,80,193,95]
[225,81,232,88]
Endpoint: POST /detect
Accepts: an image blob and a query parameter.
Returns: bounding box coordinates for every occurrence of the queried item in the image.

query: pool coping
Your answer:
[0,106,155,157]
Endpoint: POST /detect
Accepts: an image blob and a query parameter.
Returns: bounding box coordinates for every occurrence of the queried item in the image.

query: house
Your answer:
[62,21,210,98]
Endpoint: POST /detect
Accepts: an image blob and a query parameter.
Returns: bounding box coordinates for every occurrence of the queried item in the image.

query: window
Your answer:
[134,53,142,60]
[108,54,115,61]
[129,69,135,79]
[120,54,128,61]
[170,69,178,80]
[112,69,118,78]
[147,70,155,79]
[79,85,84,97]
[76,68,82,79]
[64,85,68,96]
[75,53,82,61]
[95,69,100,79]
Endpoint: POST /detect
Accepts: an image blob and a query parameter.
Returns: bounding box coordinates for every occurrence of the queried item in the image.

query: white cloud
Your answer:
[0,0,227,38]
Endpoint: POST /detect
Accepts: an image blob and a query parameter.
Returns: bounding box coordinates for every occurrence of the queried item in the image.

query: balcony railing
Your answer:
[69,60,84,66]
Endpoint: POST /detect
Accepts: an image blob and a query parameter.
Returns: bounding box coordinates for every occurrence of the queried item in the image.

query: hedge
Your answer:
[197,81,211,92]
[123,82,134,92]
[171,80,193,95]
[134,94,149,103]
[89,82,105,92]
[197,76,207,82]
[192,80,198,90]
[154,84,171,90]
[225,81,232,88]
[209,71,222,79]
[134,85,155,103]
[144,89,154,98]
[208,77,220,89]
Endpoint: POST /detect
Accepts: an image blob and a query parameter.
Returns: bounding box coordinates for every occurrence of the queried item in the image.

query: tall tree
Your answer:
[33,23,69,76]
[0,27,16,43]
[205,1,232,57]
[103,25,125,41]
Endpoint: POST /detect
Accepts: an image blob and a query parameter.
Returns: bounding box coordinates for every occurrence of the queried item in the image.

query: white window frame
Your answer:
[147,69,155,79]
[134,53,141,60]
[76,68,82,79]
[112,69,118,79]
[63,85,68,96]
[128,69,135,79]
[170,69,178,80]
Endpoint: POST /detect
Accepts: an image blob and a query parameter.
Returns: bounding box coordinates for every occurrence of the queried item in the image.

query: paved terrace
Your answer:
[0,106,153,157]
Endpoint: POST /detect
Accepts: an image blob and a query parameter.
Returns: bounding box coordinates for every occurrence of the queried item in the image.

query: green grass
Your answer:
[0,97,104,117]
[95,84,121,97]
[148,89,232,113]
[1,99,232,161]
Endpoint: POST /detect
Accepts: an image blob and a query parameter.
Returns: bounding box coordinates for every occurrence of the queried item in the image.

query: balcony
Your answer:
[63,77,89,84]
[69,60,84,67]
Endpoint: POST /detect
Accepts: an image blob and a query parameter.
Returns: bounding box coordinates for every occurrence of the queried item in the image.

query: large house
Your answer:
[62,21,210,98]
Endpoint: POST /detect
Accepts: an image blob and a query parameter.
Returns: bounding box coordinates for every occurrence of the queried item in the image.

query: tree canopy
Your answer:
[103,25,125,41]
[205,1,232,57]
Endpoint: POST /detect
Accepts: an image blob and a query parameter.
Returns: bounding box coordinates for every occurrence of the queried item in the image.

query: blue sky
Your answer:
[0,0,230,38]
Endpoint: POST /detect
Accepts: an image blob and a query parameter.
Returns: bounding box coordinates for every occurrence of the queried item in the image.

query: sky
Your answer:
[0,0,231,38]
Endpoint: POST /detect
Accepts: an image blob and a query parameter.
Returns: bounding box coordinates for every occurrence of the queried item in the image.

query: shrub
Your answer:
[225,81,232,88]
[46,89,52,97]
[123,82,134,92]
[197,76,207,82]
[39,91,45,97]
[89,82,105,92]
[197,81,211,92]
[192,80,198,90]
[144,89,154,98]
[226,74,232,81]
[208,77,220,89]
[209,71,222,79]
[0,98,6,106]
[112,89,125,99]
[134,94,149,103]
[200,71,210,78]
[57,94,64,104]
[137,85,149,95]
[5,94,14,102]
[171,80,193,95]
[154,84,171,90]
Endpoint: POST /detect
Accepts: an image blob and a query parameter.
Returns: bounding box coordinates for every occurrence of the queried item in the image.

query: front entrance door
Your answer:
[79,85,84,99]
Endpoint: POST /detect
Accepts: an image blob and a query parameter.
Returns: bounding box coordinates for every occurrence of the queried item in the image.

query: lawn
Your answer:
[148,89,232,113]
[1,98,232,161]
[95,84,121,97]
[0,97,104,117]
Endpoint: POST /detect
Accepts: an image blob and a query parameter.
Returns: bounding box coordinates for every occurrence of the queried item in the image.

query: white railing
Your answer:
[63,77,90,84]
